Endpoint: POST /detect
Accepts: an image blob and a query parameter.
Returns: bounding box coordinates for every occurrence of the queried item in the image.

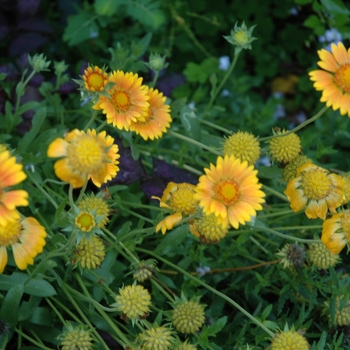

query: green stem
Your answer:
[96,120,108,132]
[203,52,240,118]
[258,209,294,218]
[45,298,68,327]
[14,328,53,350]
[62,283,111,350]
[169,131,221,155]
[150,70,160,87]
[14,70,36,114]
[255,225,322,244]
[74,274,132,347]
[249,236,268,254]
[262,184,289,202]
[198,119,232,134]
[26,171,58,209]
[259,106,328,142]
[272,225,322,231]
[84,110,98,131]
[136,248,275,338]
[119,241,140,264]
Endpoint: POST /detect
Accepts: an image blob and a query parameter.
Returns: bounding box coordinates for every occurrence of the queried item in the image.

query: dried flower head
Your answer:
[276,243,306,269]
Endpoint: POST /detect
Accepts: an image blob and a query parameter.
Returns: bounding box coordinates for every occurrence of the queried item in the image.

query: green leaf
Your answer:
[210,73,218,98]
[303,15,325,35]
[131,32,152,57]
[183,62,207,83]
[0,273,56,296]
[16,101,40,117]
[154,225,188,256]
[0,73,7,81]
[0,284,23,325]
[170,98,187,119]
[294,0,312,3]
[180,106,201,141]
[94,0,124,16]
[29,307,52,326]
[18,108,46,152]
[320,0,350,15]
[63,12,99,46]
[205,316,227,337]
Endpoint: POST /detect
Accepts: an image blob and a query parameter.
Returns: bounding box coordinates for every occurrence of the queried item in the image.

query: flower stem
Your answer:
[84,110,98,131]
[169,131,221,155]
[136,247,275,338]
[262,184,289,202]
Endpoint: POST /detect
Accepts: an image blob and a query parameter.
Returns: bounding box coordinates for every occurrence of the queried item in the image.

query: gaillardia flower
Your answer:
[0,151,29,226]
[321,211,350,254]
[47,129,120,189]
[270,329,309,350]
[153,182,198,234]
[83,65,108,92]
[129,87,172,141]
[92,70,149,130]
[0,216,46,273]
[194,155,265,229]
[58,323,93,350]
[223,131,260,165]
[309,42,350,117]
[77,194,110,228]
[285,163,344,220]
[113,284,151,321]
[268,129,301,164]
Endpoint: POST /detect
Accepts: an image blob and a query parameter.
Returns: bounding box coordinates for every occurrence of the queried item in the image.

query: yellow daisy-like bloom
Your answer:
[223,131,260,165]
[194,155,265,229]
[92,70,149,130]
[341,172,350,204]
[138,326,174,350]
[77,195,110,228]
[83,65,108,92]
[172,300,205,334]
[189,213,229,243]
[75,212,95,232]
[0,151,29,226]
[154,182,198,234]
[285,163,344,220]
[309,42,350,117]
[269,130,302,163]
[282,155,312,183]
[0,217,46,273]
[129,87,172,141]
[308,242,340,270]
[270,330,309,350]
[47,129,120,189]
[114,284,151,320]
[321,211,350,254]
[74,237,105,269]
[59,325,93,350]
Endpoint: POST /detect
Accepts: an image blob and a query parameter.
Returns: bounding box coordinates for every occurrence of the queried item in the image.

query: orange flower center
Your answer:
[86,72,106,91]
[334,64,350,93]
[0,220,21,246]
[67,135,105,174]
[214,180,239,206]
[112,91,131,110]
[75,212,95,232]
[301,168,331,200]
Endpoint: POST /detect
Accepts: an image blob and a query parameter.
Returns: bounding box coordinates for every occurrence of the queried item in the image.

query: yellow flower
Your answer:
[189,212,229,243]
[309,42,350,117]
[308,242,340,269]
[0,151,29,226]
[270,330,309,350]
[194,155,265,229]
[114,284,151,321]
[92,70,149,130]
[321,211,350,254]
[285,163,344,220]
[47,129,120,189]
[129,87,172,141]
[138,325,174,350]
[77,195,110,228]
[341,172,350,204]
[172,300,205,334]
[59,324,93,350]
[153,182,198,234]
[74,237,105,269]
[223,131,260,165]
[0,216,46,273]
[269,130,301,163]
[282,155,312,182]
[83,65,108,92]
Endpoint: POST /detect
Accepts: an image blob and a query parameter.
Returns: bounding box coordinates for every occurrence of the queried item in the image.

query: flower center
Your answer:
[301,168,331,200]
[0,220,21,246]
[86,72,105,91]
[214,180,239,206]
[112,91,131,110]
[67,135,105,174]
[169,186,198,215]
[75,212,95,232]
[334,64,350,93]
[234,31,248,44]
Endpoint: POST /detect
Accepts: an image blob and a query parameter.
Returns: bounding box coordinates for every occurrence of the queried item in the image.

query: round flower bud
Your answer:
[282,155,312,182]
[308,243,340,270]
[269,129,301,163]
[172,300,205,334]
[270,330,309,350]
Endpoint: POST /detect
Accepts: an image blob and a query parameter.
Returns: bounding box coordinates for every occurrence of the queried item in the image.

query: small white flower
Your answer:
[218,56,230,71]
